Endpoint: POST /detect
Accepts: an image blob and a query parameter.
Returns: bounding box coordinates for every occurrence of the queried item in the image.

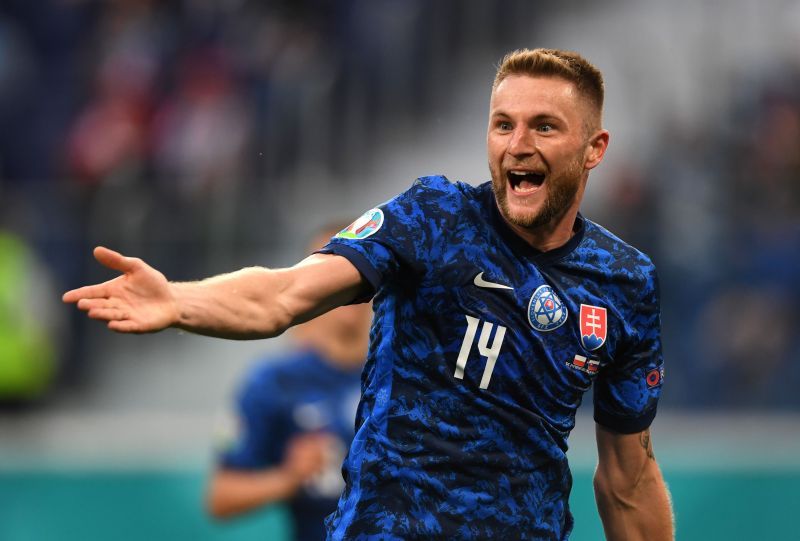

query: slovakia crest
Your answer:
[336,208,384,240]
[528,285,568,331]
[580,304,607,351]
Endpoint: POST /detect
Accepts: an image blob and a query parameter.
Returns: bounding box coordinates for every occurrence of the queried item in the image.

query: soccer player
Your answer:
[206,225,371,541]
[64,48,674,540]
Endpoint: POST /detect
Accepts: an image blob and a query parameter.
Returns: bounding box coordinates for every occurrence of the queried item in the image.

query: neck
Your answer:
[503,206,580,252]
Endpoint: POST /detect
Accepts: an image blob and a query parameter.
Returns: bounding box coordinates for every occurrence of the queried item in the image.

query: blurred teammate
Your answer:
[206,225,370,541]
[65,49,673,540]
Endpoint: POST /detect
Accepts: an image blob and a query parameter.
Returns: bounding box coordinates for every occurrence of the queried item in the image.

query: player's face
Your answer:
[308,301,372,365]
[487,75,604,235]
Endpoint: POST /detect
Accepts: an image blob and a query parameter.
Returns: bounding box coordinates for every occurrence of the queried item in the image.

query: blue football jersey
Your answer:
[218,348,362,541]
[319,176,664,540]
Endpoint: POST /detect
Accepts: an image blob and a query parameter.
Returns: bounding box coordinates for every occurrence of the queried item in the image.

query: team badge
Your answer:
[580,304,607,351]
[528,285,568,331]
[336,208,384,240]
[567,354,600,374]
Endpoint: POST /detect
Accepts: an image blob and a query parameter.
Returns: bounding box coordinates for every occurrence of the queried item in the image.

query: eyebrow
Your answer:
[490,111,564,124]
[531,114,562,123]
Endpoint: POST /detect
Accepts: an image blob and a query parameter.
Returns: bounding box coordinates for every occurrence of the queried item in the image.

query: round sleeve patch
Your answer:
[336,208,384,240]
[646,368,663,388]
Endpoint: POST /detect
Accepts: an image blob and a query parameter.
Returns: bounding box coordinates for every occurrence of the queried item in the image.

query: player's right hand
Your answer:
[62,246,179,333]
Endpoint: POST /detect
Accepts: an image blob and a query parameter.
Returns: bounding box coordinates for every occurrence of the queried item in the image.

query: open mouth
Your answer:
[507,170,546,193]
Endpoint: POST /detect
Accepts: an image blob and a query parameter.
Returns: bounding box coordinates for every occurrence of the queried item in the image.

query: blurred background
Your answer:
[1,0,799,539]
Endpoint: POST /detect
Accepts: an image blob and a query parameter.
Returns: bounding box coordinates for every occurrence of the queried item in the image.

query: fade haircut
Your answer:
[493,48,605,131]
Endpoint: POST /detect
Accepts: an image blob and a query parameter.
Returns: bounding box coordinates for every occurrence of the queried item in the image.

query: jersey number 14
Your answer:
[453,315,507,389]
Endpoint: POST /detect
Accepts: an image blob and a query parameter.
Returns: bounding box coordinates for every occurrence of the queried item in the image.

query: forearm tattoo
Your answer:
[639,429,655,460]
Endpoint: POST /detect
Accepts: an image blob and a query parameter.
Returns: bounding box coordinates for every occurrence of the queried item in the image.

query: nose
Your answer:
[507,126,536,159]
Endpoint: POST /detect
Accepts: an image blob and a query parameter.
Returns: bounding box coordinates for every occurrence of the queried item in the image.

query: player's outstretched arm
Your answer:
[593,424,674,541]
[63,247,367,339]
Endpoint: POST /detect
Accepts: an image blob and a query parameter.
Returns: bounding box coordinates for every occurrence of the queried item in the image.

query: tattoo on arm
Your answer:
[639,429,655,460]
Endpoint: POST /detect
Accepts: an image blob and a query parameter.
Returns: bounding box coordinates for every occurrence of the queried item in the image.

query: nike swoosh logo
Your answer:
[473,272,514,290]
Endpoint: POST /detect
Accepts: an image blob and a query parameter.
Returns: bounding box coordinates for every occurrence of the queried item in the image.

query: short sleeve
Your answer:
[317,176,455,300]
[218,370,284,469]
[593,264,664,434]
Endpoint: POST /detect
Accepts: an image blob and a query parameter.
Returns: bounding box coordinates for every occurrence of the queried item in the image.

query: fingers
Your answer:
[108,320,144,333]
[76,297,125,320]
[76,298,115,311]
[79,302,146,333]
[63,246,138,303]
[63,284,109,304]
[64,246,163,334]
[87,307,127,322]
[94,246,138,274]
[90,308,150,334]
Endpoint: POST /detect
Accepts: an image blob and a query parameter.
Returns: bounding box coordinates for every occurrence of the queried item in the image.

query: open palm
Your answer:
[63,247,179,333]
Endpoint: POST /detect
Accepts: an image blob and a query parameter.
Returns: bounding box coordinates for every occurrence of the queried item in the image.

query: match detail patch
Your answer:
[567,354,600,374]
[336,208,384,240]
[528,285,568,331]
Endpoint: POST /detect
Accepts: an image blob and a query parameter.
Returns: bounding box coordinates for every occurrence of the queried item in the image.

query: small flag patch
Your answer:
[567,354,600,375]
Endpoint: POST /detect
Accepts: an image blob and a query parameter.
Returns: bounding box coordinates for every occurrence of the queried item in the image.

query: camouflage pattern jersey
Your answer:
[318,175,664,540]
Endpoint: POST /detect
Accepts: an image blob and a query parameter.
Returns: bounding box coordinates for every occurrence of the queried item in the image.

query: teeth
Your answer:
[514,181,538,192]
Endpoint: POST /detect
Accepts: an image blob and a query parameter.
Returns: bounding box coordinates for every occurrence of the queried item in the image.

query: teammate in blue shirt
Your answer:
[65,48,674,540]
[206,226,370,541]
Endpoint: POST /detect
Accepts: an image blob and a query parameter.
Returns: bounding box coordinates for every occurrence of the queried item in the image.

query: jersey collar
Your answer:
[484,182,585,265]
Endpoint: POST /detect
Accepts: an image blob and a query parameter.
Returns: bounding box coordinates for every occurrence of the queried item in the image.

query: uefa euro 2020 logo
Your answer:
[336,208,384,240]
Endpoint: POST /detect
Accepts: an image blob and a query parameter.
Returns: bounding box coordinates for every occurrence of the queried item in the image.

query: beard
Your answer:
[491,154,584,231]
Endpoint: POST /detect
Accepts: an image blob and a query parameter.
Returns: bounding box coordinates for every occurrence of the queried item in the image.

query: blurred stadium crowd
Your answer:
[595,62,800,408]
[0,0,798,410]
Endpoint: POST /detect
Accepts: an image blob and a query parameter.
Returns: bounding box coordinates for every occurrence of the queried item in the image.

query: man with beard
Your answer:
[64,49,674,540]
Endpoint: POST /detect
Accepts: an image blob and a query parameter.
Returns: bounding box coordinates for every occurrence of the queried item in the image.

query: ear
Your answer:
[584,129,610,170]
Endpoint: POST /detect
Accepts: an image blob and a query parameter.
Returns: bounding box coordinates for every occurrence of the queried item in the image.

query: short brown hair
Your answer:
[493,48,604,128]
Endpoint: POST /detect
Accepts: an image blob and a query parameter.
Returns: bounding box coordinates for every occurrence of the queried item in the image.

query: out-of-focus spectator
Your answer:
[66,1,161,186]
[151,49,252,198]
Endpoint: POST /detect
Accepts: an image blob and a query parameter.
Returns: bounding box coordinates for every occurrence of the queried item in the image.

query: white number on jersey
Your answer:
[453,315,507,389]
